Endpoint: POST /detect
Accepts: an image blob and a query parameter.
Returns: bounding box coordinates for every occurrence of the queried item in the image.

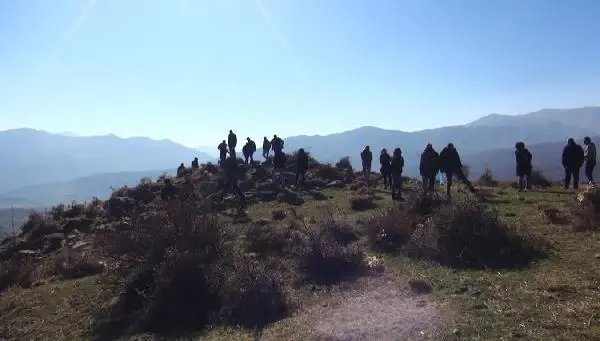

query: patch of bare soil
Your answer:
[269,276,446,341]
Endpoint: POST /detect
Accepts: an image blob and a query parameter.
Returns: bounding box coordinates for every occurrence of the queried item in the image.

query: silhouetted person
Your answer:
[360,145,373,184]
[379,148,392,189]
[176,163,186,177]
[420,143,439,192]
[218,140,228,166]
[224,156,245,201]
[161,178,177,201]
[584,136,597,185]
[562,138,585,190]
[228,130,237,157]
[439,143,475,198]
[262,136,271,159]
[271,134,284,157]
[273,150,287,186]
[191,157,199,169]
[515,142,532,192]
[390,148,405,200]
[296,148,309,187]
[243,137,256,164]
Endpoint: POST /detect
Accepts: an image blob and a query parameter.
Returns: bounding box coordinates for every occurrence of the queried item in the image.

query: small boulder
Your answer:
[107,196,136,220]
[326,180,344,188]
[61,217,95,234]
[43,233,65,253]
[409,279,433,295]
[309,190,328,201]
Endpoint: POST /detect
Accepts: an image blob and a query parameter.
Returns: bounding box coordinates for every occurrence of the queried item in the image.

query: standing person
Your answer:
[262,136,271,159]
[191,157,200,169]
[271,134,284,157]
[228,130,237,158]
[272,150,287,187]
[562,138,585,190]
[390,148,405,200]
[224,156,245,201]
[295,148,309,187]
[515,142,533,192]
[584,136,597,185]
[360,145,373,184]
[379,148,392,189]
[420,143,439,192]
[218,140,228,166]
[246,137,256,163]
[439,143,475,199]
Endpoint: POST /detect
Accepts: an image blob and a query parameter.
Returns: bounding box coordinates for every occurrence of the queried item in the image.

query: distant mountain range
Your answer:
[0,106,598,208]
[0,129,212,193]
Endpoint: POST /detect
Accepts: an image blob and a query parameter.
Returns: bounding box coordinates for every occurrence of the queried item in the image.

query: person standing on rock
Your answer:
[390,148,405,200]
[191,157,200,169]
[177,163,186,177]
[160,178,178,201]
[228,130,237,158]
[562,138,585,190]
[272,150,288,187]
[245,137,257,164]
[514,142,533,192]
[584,136,596,185]
[224,156,246,201]
[360,145,373,185]
[271,134,284,158]
[218,140,228,166]
[296,148,309,187]
[262,136,271,160]
[439,143,475,199]
[379,148,392,189]
[420,143,439,193]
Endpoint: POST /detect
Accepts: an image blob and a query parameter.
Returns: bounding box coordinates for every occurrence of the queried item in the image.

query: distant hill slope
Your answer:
[463,136,600,181]
[0,129,211,192]
[0,207,39,237]
[467,107,600,133]
[0,169,173,208]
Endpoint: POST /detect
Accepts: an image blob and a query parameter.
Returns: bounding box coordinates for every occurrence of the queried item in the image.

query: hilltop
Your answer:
[1,152,599,341]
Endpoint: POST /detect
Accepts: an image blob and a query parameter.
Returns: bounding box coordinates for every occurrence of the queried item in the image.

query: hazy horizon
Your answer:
[2,0,600,147]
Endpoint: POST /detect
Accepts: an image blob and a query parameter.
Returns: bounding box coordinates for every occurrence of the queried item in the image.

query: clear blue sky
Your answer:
[1,0,599,147]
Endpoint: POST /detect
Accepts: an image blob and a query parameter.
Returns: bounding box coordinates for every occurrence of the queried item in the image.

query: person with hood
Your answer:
[176,163,186,177]
[224,156,245,201]
[228,130,237,157]
[439,143,475,198]
[218,140,228,166]
[584,136,597,185]
[242,137,257,164]
[420,143,439,192]
[296,148,309,187]
[262,136,271,159]
[360,145,373,184]
[562,138,585,190]
[514,142,533,192]
[271,134,284,157]
[191,157,199,169]
[390,148,405,200]
[379,148,392,189]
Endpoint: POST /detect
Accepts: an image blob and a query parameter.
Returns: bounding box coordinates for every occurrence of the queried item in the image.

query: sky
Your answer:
[1,0,599,147]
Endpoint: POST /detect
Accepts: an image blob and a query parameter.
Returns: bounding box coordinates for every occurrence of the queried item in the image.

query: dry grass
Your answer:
[2,182,600,340]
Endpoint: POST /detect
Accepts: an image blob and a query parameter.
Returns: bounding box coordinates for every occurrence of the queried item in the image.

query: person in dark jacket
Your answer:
[273,150,288,186]
[262,136,271,159]
[160,178,178,201]
[584,136,597,185]
[176,163,186,177]
[360,145,373,184]
[224,156,245,201]
[379,148,392,189]
[562,138,585,190]
[218,140,228,166]
[439,143,475,198]
[271,135,284,157]
[247,137,256,163]
[191,157,199,169]
[390,148,405,200]
[228,130,237,157]
[515,142,532,192]
[420,143,439,192]
[296,148,309,187]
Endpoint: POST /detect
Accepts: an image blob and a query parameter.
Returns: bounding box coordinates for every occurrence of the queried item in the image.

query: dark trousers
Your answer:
[296,170,306,186]
[585,160,596,183]
[421,173,436,192]
[381,170,392,189]
[564,167,581,189]
[219,153,227,167]
[391,174,403,198]
[229,147,236,159]
[445,170,476,196]
[244,153,254,164]
[227,178,245,200]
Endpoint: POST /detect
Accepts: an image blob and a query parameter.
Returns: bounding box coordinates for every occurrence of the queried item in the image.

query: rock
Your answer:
[277,188,304,205]
[107,196,136,219]
[326,180,344,188]
[595,253,600,259]
[71,241,90,251]
[61,217,95,233]
[128,184,156,204]
[256,180,277,192]
[17,249,38,256]
[309,190,328,201]
[115,219,132,231]
[454,286,468,294]
[452,328,460,335]
[43,233,65,253]
[197,181,220,196]
[416,300,427,308]
[238,179,255,192]
[409,279,433,294]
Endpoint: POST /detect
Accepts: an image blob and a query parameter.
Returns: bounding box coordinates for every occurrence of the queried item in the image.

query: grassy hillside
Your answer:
[1,158,599,340]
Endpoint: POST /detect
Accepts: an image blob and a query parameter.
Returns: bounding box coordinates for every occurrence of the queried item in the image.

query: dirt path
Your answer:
[264,276,447,341]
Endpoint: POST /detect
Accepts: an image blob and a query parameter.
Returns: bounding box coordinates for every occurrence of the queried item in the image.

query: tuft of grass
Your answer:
[349,194,376,211]
[573,187,600,231]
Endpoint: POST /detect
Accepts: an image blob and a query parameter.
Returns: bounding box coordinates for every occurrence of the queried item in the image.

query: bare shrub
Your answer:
[245,223,306,258]
[314,164,340,182]
[530,169,552,189]
[477,168,499,187]
[349,195,376,211]
[363,207,418,253]
[271,209,286,220]
[405,194,550,269]
[573,187,600,231]
[335,156,353,171]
